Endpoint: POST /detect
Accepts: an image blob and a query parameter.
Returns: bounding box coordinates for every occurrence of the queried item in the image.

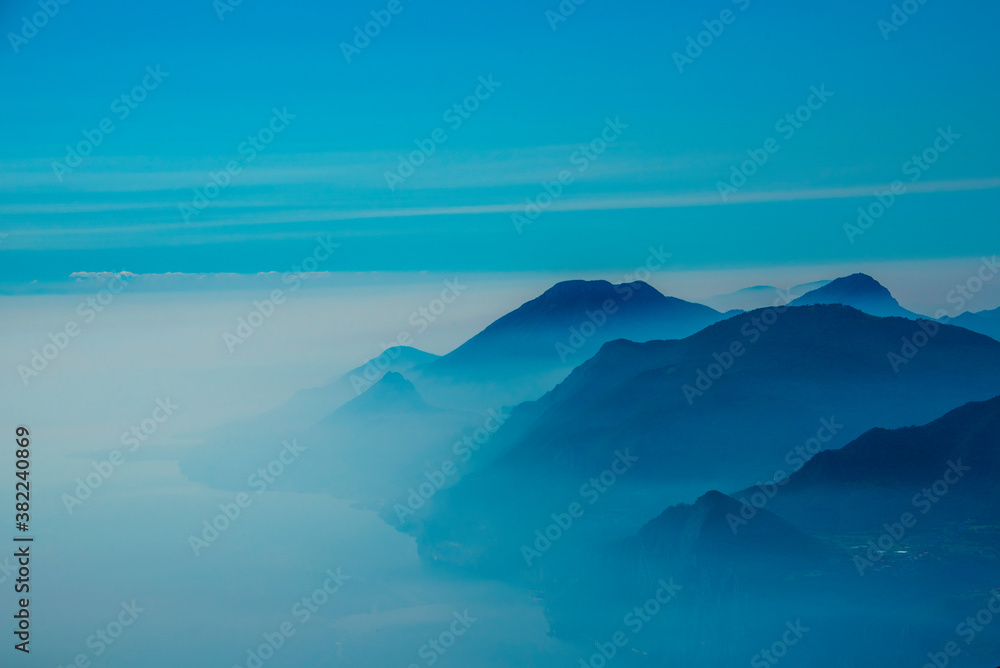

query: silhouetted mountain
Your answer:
[403,279,727,411]
[180,280,727,489]
[430,280,722,371]
[203,345,436,441]
[284,372,481,505]
[180,350,449,491]
[632,490,826,565]
[335,371,429,414]
[759,395,1000,536]
[545,399,1000,666]
[414,305,1000,575]
[948,305,1000,341]
[790,273,920,318]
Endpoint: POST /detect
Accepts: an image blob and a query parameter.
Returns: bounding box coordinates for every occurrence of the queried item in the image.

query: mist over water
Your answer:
[0,278,580,667]
[3,269,1000,668]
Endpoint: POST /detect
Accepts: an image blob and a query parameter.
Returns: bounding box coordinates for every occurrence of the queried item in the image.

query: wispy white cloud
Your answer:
[4,176,998,225]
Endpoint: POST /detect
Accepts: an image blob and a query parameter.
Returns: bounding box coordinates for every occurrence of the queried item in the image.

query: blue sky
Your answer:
[0,0,998,281]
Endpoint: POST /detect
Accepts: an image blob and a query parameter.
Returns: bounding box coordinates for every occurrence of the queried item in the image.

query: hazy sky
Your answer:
[1,0,997,280]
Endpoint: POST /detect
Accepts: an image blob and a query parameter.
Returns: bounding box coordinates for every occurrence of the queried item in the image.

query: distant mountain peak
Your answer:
[823,272,887,292]
[790,273,916,318]
[427,278,723,372]
[537,279,660,302]
[340,371,428,414]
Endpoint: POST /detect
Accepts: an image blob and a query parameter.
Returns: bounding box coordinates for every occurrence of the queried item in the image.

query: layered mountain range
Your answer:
[179,271,1000,666]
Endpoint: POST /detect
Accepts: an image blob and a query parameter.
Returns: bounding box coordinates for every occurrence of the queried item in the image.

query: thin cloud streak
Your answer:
[3,177,998,241]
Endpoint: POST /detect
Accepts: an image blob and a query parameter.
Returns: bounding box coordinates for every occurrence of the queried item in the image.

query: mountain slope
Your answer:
[428,279,723,371]
[414,305,1000,574]
[790,273,920,318]
[757,395,1000,536]
[404,279,727,410]
[948,305,1000,341]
